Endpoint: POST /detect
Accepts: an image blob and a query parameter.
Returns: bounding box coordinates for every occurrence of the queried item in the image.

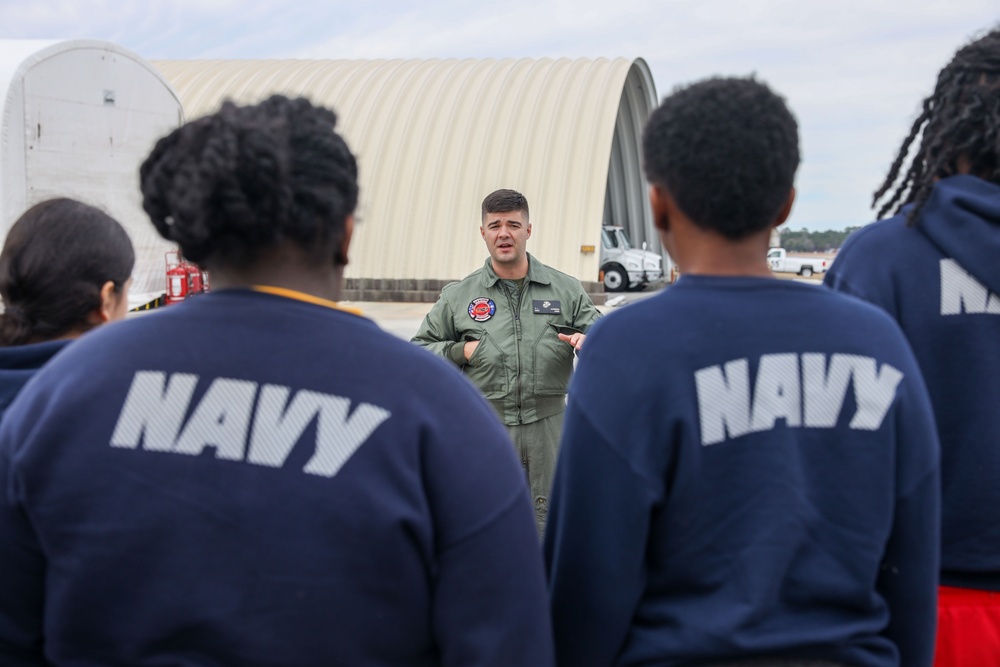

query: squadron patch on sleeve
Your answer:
[468,297,496,322]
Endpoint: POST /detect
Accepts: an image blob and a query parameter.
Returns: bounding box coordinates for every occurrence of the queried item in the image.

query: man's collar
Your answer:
[480,253,551,287]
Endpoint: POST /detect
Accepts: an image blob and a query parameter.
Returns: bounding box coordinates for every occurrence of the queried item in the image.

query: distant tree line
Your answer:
[779,227,862,252]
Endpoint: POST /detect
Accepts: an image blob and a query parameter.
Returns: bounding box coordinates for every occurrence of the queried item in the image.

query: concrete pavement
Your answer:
[343,300,436,340]
[349,276,823,341]
[346,292,640,341]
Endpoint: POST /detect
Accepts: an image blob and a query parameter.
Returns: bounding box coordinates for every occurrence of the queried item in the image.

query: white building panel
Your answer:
[1,40,184,296]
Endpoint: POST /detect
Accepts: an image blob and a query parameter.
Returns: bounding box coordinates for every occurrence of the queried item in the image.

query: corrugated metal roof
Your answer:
[153,57,657,283]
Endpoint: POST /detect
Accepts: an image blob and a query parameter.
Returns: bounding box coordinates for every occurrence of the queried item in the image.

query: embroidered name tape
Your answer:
[533,299,561,314]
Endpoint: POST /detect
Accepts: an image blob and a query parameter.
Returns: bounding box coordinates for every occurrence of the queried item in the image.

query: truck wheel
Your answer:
[800,266,813,278]
[603,264,628,292]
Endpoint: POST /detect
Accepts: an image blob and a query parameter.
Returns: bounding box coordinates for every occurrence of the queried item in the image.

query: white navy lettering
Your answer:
[940,258,1000,315]
[695,359,751,443]
[801,353,852,428]
[111,372,199,451]
[246,384,323,468]
[110,371,391,477]
[174,378,257,460]
[749,353,801,433]
[695,353,903,446]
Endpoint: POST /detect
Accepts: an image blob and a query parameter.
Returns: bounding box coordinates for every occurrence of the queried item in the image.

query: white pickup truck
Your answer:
[767,247,828,278]
[601,226,664,292]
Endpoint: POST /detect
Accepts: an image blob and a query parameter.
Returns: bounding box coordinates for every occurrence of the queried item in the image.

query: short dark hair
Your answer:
[642,76,800,239]
[874,27,1000,222]
[481,189,529,221]
[0,198,135,345]
[140,95,359,269]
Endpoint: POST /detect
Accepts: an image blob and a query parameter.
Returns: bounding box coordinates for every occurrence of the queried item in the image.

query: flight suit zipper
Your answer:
[501,280,525,425]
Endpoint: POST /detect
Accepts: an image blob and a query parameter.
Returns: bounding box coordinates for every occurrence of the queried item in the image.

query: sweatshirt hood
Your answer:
[0,339,71,412]
[916,175,1000,294]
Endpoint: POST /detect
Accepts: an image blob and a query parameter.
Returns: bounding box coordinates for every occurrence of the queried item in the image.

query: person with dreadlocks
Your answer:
[825,27,1000,667]
[0,95,553,666]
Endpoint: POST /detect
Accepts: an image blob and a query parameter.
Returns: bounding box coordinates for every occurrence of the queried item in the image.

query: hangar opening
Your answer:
[604,61,659,258]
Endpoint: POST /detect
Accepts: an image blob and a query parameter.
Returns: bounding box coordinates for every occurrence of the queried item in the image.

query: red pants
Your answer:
[935,585,1000,666]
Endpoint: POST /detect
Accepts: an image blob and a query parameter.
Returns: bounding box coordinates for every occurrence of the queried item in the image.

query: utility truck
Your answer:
[600,226,664,292]
[767,248,827,278]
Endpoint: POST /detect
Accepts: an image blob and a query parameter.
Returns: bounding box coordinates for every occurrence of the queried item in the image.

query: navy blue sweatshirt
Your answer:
[826,174,1000,591]
[545,276,940,667]
[0,339,69,421]
[0,289,553,666]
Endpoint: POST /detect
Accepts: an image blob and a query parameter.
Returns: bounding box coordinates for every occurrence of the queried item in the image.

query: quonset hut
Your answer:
[154,57,659,300]
[0,39,183,299]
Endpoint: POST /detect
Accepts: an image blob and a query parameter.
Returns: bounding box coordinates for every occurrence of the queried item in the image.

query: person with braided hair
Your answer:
[0,95,553,666]
[0,198,133,420]
[825,27,1000,666]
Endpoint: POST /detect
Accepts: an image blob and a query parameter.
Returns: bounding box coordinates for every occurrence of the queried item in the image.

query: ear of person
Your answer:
[96,280,118,323]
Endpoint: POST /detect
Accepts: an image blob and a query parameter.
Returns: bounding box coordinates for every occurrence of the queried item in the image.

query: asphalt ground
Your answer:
[347,284,659,341]
[347,272,824,341]
[130,274,821,338]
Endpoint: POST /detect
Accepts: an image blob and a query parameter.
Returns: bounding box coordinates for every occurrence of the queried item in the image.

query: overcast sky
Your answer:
[3,0,997,231]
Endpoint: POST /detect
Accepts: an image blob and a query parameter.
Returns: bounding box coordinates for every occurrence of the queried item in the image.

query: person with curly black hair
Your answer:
[545,77,939,667]
[0,198,134,420]
[0,95,553,666]
[825,27,1000,667]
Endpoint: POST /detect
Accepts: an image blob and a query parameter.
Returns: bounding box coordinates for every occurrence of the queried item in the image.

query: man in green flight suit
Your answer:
[412,189,601,536]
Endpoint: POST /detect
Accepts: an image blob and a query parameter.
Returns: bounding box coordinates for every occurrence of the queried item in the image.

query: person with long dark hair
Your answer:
[825,27,1000,666]
[0,95,552,666]
[0,197,134,419]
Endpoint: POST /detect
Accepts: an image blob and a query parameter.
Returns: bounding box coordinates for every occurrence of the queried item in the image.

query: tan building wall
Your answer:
[153,57,658,296]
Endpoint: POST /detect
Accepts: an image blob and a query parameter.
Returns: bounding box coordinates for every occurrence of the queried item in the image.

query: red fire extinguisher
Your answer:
[164,250,208,305]
[186,264,203,294]
[165,262,188,306]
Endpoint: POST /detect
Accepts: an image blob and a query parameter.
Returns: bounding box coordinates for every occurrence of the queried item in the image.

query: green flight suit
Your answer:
[412,254,601,535]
